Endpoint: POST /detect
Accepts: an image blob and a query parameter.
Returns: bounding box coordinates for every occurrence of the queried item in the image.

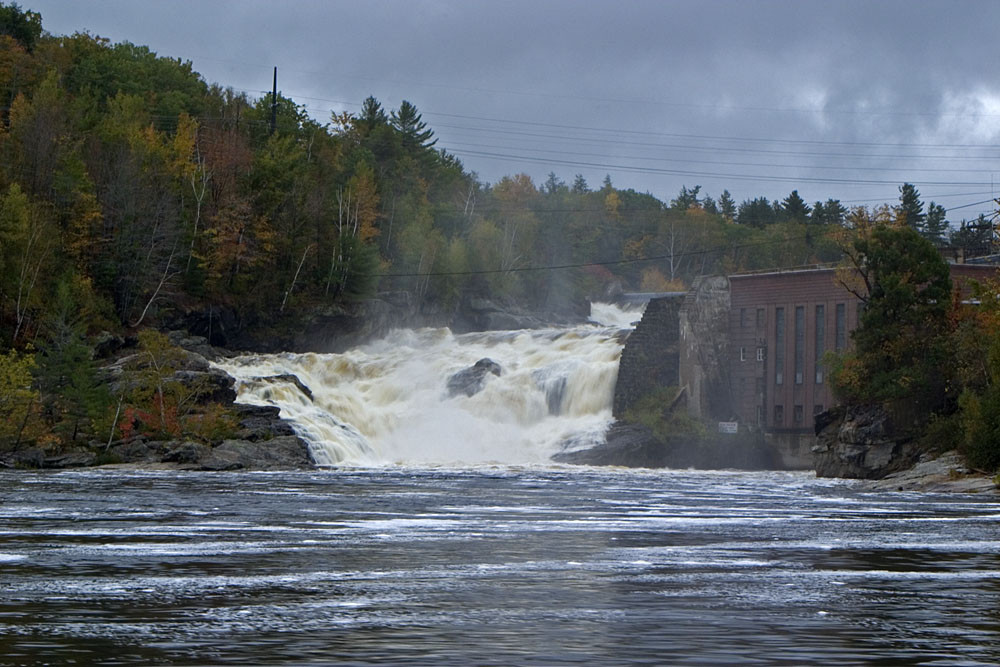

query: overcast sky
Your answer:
[22,0,1000,221]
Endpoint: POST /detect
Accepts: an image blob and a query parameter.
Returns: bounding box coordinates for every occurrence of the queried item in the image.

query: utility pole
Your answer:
[269,66,277,135]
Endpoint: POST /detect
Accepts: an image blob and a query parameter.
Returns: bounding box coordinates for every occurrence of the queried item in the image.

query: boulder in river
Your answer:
[250,374,314,402]
[447,358,502,398]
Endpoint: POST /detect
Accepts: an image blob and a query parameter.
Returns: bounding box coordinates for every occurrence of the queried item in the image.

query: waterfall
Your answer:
[588,301,646,329]
[215,304,637,467]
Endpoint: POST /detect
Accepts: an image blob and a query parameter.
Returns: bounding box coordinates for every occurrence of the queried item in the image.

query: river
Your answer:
[3,305,999,664]
[2,467,999,665]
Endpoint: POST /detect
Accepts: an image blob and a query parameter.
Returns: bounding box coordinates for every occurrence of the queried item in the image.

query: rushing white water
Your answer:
[216,306,634,466]
[588,300,646,329]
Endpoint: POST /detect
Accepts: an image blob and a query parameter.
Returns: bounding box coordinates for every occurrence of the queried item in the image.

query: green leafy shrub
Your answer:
[958,388,1000,473]
[0,348,40,449]
[624,387,706,444]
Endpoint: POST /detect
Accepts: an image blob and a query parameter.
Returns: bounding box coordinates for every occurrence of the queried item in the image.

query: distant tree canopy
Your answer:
[0,2,40,51]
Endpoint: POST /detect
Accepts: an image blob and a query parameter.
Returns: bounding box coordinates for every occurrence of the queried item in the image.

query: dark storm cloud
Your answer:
[22,0,1000,217]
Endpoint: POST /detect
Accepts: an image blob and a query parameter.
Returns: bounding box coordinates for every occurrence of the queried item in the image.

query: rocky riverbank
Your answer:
[0,331,315,472]
[812,403,997,493]
[858,451,998,494]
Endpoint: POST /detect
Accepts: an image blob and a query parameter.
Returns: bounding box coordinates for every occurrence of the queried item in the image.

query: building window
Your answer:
[775,307,785,385]
[756,308,765,329]
[815,304,825,383]
[794,306,804,385]
[740,308,747,328]
[774,404,784,425]
[740,346,746,361]
[756,347,764,362]
[794,404,803,423]
[756,405,764,425]
[814,404,824,415]
[835,303,846,351]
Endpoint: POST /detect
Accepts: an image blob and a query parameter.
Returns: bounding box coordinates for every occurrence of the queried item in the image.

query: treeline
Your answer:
[1,3,991,354]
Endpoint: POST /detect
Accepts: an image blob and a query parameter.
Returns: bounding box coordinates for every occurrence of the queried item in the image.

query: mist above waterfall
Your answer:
[217,307,635,466]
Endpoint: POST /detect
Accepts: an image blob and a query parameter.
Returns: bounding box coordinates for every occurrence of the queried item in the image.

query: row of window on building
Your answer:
[739,303,855,385]
[767,403,824,425]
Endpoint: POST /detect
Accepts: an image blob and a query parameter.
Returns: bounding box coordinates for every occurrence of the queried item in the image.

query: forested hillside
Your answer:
[0,3,888,354]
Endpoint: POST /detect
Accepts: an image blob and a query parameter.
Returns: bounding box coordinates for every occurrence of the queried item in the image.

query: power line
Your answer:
[947,198,999,212]
[420,111,1000,150]
[438,139,997,175]
[233,85,1000,151]
[210,70,1000,121]
[434,122,1000,162]
[379,228,839,278]
[443,148,994,188]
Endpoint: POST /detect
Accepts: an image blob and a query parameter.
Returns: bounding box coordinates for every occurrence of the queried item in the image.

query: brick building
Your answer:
[728,264,998,441]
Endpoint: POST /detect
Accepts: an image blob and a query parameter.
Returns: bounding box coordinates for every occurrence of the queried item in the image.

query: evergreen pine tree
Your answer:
[922,202,948,245]
[670,185,701,211]
[358,95,388,135]
[718,190,736,220]
[897,183,925,231]
[779,190,811,222]
[390,100,436,151]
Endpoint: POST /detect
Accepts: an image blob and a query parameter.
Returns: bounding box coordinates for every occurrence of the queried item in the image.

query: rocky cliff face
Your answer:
[612,296,683,419]
[813,404,922,479]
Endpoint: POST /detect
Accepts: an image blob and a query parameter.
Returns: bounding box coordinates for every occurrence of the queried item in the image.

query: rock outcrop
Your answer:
[553,420,778,470]
[813,404,922,479]
[612,296,683,418]
[199,436,313,471]
[88,404,314,471]
[1,333,315,472]
[553,422,667,467]
[552,422,779,470]
[447,358,502,398]
[860,451,998,493]
[232,404,297,441]
[250,374,314,401]
[101,337,236,405]
[104,402,312,470]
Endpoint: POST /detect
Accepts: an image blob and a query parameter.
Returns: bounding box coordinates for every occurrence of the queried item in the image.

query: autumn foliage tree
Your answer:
[831,223,952,412]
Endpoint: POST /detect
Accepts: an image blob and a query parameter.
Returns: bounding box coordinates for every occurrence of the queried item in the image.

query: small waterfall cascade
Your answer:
[215,303,639,466]
[589,301,646,329]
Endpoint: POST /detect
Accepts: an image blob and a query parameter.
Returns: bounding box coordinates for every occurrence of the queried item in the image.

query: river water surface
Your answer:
[2,467,999,665]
